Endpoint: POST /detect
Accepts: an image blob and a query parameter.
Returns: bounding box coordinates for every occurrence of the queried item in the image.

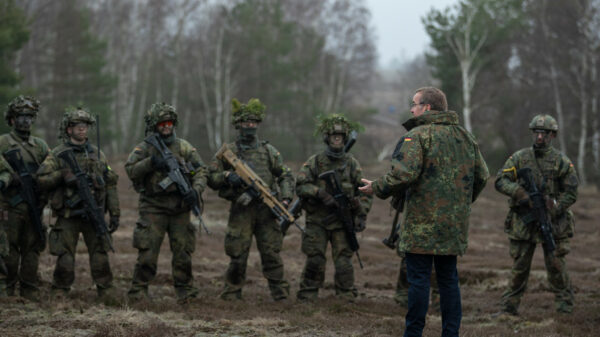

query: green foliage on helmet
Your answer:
[231,98,266,125]
[144,102,178,135]
[5,95,40,126]
[59,105,96,140]
[314,113,363,137]
[529,114,558,132]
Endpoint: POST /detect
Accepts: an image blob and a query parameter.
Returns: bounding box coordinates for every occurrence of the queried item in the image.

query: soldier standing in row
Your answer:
[125,103,207,303]
[295,114,372,301]
[495,115,578,315]
[37,107,120,302]
[0,96,49,301]
[208,98,293,301]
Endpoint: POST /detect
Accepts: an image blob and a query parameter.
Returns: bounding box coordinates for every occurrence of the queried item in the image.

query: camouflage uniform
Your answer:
[495,114,577,314]
[208,98,293,301]
[295,114,372,300]
[126,103,207,302]
[37,108,119,297]
[0,96,49,300]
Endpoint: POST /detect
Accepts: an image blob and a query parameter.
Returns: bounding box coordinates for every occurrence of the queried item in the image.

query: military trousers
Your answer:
[129,211,197,300]
[0,210,45,299]
[297,222,357,300]
[221,203,289,300]
[48,216,113,293]
[501,239,574,313]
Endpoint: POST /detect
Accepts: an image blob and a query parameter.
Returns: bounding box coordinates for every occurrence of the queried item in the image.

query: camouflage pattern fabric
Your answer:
[128,212,198,301]
[495,146,578,313]
[207,139,293,300]
[0,131,49,300]
[295,151,372,299]
[37,141,119,294]
[125,136,207,301]
[371,110,489,256]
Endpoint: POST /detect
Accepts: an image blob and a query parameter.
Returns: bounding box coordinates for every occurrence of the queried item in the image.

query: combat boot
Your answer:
[20,287,41,302]
[127,287,150,304]
[176,286,199,304]
[98,286,120,306]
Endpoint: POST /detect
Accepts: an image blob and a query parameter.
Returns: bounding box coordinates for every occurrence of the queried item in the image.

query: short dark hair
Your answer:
[416,87,448,111]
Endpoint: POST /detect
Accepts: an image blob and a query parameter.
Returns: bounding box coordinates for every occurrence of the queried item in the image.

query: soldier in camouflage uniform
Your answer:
[495,114,577,315]
[295,114,372,301]
[126,103,207,303]
[208,98,293,301]
[360,87,489,337]
[37,107,120,301]
[0,96,49,300]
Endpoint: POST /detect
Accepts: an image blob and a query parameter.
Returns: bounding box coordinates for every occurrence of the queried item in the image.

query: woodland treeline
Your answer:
[1,0,599,186]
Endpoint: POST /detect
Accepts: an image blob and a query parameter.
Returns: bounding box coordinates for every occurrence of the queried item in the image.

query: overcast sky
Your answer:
[365,0,458,68]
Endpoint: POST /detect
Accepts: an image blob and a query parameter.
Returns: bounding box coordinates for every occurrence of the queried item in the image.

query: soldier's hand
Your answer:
[282,199,291,207]
[183,189,198,207]
[513,187,531,207]
[544,196,559,217]
[226,172,243,188]
[354,215,367,232]
[151,155,168,171]
[10,172,22,187]
[62,169,78,187]
[108,216,120,233]
[317,189,338,208]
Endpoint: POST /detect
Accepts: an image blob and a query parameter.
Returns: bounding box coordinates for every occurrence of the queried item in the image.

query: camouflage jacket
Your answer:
[0,131,50,214]
[125,136,207,215]
[495,146,578,241]
[372,111,489,256]
[37,141,120,218]
[207,138,294,204]
[296,151,372,230]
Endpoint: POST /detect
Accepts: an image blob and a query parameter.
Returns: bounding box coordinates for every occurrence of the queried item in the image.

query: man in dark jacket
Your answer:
[360,87,489,337]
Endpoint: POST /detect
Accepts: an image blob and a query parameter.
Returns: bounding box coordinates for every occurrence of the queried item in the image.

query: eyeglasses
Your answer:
[409,102,426,108]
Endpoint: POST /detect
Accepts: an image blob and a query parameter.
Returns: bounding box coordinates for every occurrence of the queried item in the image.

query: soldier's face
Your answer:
[240,120,258,129]
[68,123,89,143]
[157,120,174,137]
[328,133,345,149]
[410,92,428,117]
[532,129,554,148]
[13,114,34,132]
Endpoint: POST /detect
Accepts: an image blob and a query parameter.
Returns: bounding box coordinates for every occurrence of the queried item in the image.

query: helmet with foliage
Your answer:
[315,113,363,138]
[231,98,266,125]
[529,114,558,132]
[59,106,95,140]
[5,95,40,126]
[144,102,178,135]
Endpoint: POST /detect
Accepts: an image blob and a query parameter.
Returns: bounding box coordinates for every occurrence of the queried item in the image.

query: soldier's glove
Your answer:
[317,189,338,208]
[10,172,22,187]
[226,172,243,188]
[151,155,168,171]
[544,195,559,217]
[108,216,120,233]
[62,169,79,187]
[183,189,199,208]
[513,187,531,208]
[354,215,367,232]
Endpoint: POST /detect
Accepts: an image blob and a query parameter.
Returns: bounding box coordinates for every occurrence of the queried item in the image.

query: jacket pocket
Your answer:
[132,219,152,250]
[48,228,66,256]
[224,226,243,257]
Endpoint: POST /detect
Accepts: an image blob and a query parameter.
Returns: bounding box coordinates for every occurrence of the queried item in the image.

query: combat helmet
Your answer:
[59,106,95,140]
[144,102,178,135]
[315,113,362,142]
[529,114,558,132]
[231,98,266,126]
[5,95,40,126]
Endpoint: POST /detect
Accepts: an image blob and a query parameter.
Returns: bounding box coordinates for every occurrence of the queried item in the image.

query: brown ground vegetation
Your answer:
[1,162,599,336]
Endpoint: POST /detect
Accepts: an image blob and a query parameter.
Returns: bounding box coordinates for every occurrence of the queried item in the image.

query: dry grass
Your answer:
[1,163,599,336]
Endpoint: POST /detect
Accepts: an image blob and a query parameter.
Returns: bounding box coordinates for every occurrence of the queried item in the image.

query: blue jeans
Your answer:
[404,253,461,337]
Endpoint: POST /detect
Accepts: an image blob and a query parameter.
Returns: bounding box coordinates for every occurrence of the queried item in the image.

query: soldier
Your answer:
[125,102,207,303]
[495,114,577,315]
[37,107,120,302]
[360,87,488,336]
[208,98,293,301]
[295,114,372,301]
[0,96,49,301]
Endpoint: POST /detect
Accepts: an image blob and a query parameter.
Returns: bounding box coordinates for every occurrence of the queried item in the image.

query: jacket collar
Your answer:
[402,110,459,131]
[9,131,36,146]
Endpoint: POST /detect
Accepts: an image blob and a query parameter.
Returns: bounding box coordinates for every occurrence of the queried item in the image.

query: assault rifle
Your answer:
[145,133,210,234]
[382,192,406,249]
[517,167,556,253]
[215,145,304,234]
[57,149,114,252]
[319,170,363,269]
[3,148,46,247]
[279,198,303,234]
